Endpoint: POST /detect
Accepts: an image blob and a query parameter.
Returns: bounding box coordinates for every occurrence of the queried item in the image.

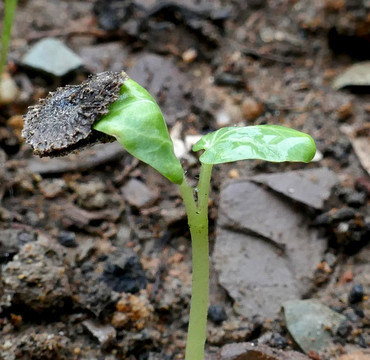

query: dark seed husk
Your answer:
[22,71,128,157]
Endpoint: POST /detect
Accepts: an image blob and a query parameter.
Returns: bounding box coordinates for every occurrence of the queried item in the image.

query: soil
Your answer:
[0,1,369,359]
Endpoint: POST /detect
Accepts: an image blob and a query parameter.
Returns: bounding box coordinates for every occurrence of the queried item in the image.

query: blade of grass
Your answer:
[0,0,18,86]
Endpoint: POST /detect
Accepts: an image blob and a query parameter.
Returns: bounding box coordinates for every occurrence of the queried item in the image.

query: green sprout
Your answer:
[23,73,316,360]
[0,0,18,87]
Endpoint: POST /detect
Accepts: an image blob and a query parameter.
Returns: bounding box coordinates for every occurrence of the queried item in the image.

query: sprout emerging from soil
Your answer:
[22,71,316,360]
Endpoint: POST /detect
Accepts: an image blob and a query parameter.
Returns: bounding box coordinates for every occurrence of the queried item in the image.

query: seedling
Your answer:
[0,0,18,87]
[22,71,316,360]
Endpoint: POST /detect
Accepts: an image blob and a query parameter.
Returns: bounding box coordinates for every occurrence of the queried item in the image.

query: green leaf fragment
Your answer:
[192,125,316,164]
[94,79,184,184]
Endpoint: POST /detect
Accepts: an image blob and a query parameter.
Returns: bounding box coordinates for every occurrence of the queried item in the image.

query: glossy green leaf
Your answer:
[94,79,184,184]
[192,125,316,164]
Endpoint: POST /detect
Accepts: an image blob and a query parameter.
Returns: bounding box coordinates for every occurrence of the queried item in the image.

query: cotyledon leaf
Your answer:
[192,125,316,164]
[94,79,184,184]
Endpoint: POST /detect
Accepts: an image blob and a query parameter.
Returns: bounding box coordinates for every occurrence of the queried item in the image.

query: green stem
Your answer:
[0,0,18,86]
[179,163,213,360]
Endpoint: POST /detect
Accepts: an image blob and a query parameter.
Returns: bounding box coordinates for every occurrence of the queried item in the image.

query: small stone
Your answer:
[22,38,83,77]
[58,231,78,248]
[348,284,364,304]
[313,207,357,226]
[121,179,158,208]
[215,110,231,127]
[74,180,108,210]
[182,48,198,63]
[208,305,227,324]
[257,332,288,349]
[214,73,246,88]
[241,97,264,121]
[82,320,116,348]
[337,102,354,121]
[283,300,346,354]
[40,178,66,199]
[0,72,20,104]
[228,169,240,179]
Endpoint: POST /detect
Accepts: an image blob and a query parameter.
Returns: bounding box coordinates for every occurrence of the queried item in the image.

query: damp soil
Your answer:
[0,1,369,359]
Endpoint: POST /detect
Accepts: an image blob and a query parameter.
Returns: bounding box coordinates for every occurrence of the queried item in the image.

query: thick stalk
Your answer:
[179,163,213,360]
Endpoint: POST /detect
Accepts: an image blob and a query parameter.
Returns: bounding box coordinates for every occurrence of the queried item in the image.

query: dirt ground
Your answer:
[0,0,369,359]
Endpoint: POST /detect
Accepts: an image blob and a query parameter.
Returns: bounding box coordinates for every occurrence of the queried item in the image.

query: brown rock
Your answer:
[241,97,264,120]
[337,102,354,121]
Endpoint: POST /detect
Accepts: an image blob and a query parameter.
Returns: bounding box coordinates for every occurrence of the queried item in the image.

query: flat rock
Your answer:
[127,53,190,125]
[283,299,346,354]
[218,342,310,360]
[214,180,326,318]
[22,38,83,77]
[251,167,338,210]
[78,42,128,73]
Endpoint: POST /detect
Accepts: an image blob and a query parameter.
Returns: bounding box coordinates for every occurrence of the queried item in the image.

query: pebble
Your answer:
[0,72,19,105]
[348,284,364,304]
[58,231,78,248]
[313,207,357,226]
[215,110,231,127]
[213,72,246,88]
[121,178,158,208]
[182,48,198,63]
[208,304,227,324]
[241,97,264,120]
[337,102,354,121]
[73,180,108,210]
[82,320,116,349]
[40,178,66,199]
